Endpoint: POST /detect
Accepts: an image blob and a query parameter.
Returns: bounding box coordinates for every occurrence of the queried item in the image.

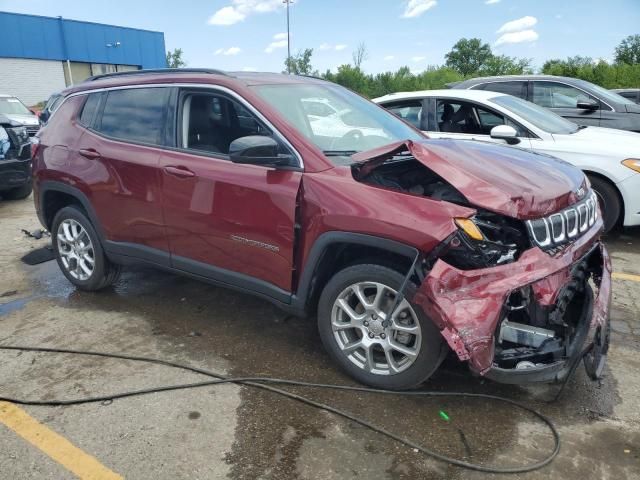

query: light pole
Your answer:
[283,0,293,73]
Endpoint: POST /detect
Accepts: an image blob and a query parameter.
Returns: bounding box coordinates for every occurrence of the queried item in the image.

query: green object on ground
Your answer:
[439,410,450,422]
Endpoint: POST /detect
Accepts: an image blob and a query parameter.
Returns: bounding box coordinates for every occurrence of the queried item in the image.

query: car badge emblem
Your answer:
[576,187,585,198]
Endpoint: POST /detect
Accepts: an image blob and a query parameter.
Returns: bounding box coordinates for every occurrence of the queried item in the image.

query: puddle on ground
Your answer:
[22,261,624,479]
[0,295,36,316]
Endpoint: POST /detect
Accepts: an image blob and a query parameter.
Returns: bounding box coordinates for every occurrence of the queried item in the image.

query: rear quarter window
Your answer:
[95,87,170,145]
[78,93,101,127]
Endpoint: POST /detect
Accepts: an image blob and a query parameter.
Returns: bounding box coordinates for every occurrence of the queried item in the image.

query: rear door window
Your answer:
[95,87,169,145]
[619,91,639,103]
[475,81,528,99]
[385,101,424,129]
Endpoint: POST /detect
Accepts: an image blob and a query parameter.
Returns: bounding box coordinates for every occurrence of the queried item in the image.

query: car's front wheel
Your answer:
[588,175,621,234]
[318,264,446,390]
[52,206,121,291]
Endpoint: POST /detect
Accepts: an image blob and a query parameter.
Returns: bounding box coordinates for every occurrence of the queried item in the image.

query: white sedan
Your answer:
[374,89,640,232]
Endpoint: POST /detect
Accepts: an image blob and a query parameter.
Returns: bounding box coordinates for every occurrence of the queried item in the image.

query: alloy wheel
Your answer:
[56,219,95,281]
[331,281,422,375]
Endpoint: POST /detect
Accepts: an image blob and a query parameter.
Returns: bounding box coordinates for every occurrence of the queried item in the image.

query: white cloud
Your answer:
[265,32,290,53]
[318,43,347,51]
[555,14,563,19]
[402,0,437,18]
[215,46,242,56]
[495,29,539,46]
[384,55,395,61]
[208,0,285,26]
[411,56,426,62]
[265,39,287,53]
[209,6,246,25]
[242,66,258,71]
[485,0,501,4]
[497,15,537,34]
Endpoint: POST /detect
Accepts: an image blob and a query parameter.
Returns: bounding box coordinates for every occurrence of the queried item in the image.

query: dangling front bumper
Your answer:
[412,222,611,384]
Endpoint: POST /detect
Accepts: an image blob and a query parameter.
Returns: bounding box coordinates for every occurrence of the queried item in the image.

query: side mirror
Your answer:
[490,125,520,145]
[228,135,293,167]
[576,99,599,110]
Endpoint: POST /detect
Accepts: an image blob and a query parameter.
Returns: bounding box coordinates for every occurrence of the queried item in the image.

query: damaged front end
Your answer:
[415,234,611,384]
[352,139,611,384]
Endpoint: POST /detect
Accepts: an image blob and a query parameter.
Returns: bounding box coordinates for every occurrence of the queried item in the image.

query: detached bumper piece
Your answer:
[414,227,611,385]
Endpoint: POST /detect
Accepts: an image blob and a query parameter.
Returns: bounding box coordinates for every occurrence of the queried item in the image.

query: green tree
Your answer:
[166,48,186,68]
[445,38,493,76]
[284,48,316,75]
[615,34,640,65]
[325,65,370,95]
[478,55,532,76]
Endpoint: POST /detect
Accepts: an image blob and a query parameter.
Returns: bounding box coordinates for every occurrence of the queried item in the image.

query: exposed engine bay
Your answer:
[353,157,531,270]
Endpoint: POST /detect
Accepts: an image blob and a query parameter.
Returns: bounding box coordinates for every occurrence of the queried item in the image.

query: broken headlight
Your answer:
[438,214,530,270]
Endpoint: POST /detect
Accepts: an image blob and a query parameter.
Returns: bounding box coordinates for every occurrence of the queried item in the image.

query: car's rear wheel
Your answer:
[318,264,446,390]
[52,206,121,291]
[2,183,32,200]
[588,175,621,233]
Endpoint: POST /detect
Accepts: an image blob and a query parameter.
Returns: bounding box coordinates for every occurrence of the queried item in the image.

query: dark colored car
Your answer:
[32,69,611,389]
[612,88,640,105]
[0,114,32,199]
[39,93,64,124]
[450,75,640,132]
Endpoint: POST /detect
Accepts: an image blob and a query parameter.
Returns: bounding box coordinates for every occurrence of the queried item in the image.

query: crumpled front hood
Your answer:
[2,113,39,126]
[352,139,586,220]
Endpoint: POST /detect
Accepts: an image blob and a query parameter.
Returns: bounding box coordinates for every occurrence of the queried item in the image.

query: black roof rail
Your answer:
[85,68,228,82]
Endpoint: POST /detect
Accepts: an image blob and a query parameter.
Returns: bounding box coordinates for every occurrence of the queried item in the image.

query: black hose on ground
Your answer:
[0,345,560,474]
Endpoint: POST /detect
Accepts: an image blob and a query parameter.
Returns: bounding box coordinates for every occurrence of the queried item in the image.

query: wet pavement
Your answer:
[0,197,639,479]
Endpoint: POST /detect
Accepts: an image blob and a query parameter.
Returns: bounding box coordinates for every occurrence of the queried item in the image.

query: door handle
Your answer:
[164,165,195,178]
[78,148,101,160]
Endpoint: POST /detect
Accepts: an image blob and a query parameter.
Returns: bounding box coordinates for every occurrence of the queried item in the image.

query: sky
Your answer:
[1,0,639,73]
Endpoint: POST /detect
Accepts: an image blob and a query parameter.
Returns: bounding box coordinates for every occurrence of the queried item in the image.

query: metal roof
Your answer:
[0,11,166,68]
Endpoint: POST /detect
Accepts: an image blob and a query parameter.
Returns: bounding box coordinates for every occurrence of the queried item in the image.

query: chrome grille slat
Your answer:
[526,191,598,251]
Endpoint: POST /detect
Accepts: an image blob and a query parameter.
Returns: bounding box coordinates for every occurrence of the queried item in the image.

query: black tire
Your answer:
[2,182,32,200]
[588,175,621,234]
[51,205,121,291]
[317,264,446,390]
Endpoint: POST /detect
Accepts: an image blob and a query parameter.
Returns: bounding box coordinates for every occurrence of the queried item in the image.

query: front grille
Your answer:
[25,126,39,137]
[526,191,598,250]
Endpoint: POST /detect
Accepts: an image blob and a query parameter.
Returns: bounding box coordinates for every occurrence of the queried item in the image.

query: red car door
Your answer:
[73,87,171,256]
[160,89,302,296]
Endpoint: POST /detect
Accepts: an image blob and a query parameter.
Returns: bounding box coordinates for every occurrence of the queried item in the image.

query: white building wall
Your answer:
[0,58,67,106]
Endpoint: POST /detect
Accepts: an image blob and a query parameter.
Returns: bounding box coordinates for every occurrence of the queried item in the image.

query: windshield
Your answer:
[579,80,636,106]
[0,97,31,115]
[253,83,423,163]
[491,95,579,135]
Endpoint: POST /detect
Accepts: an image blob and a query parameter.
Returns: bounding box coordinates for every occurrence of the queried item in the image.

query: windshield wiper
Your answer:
[322,150,358,157]
[570,125,589,134]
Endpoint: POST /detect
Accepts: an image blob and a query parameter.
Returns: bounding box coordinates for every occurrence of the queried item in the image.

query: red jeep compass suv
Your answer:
[32,69,611,389]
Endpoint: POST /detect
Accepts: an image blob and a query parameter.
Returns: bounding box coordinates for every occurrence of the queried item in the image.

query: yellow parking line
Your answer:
[613,272,640,283]
[0,401,122,480]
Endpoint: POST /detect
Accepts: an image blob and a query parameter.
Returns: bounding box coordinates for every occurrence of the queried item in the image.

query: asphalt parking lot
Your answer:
[0,196,638,480]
